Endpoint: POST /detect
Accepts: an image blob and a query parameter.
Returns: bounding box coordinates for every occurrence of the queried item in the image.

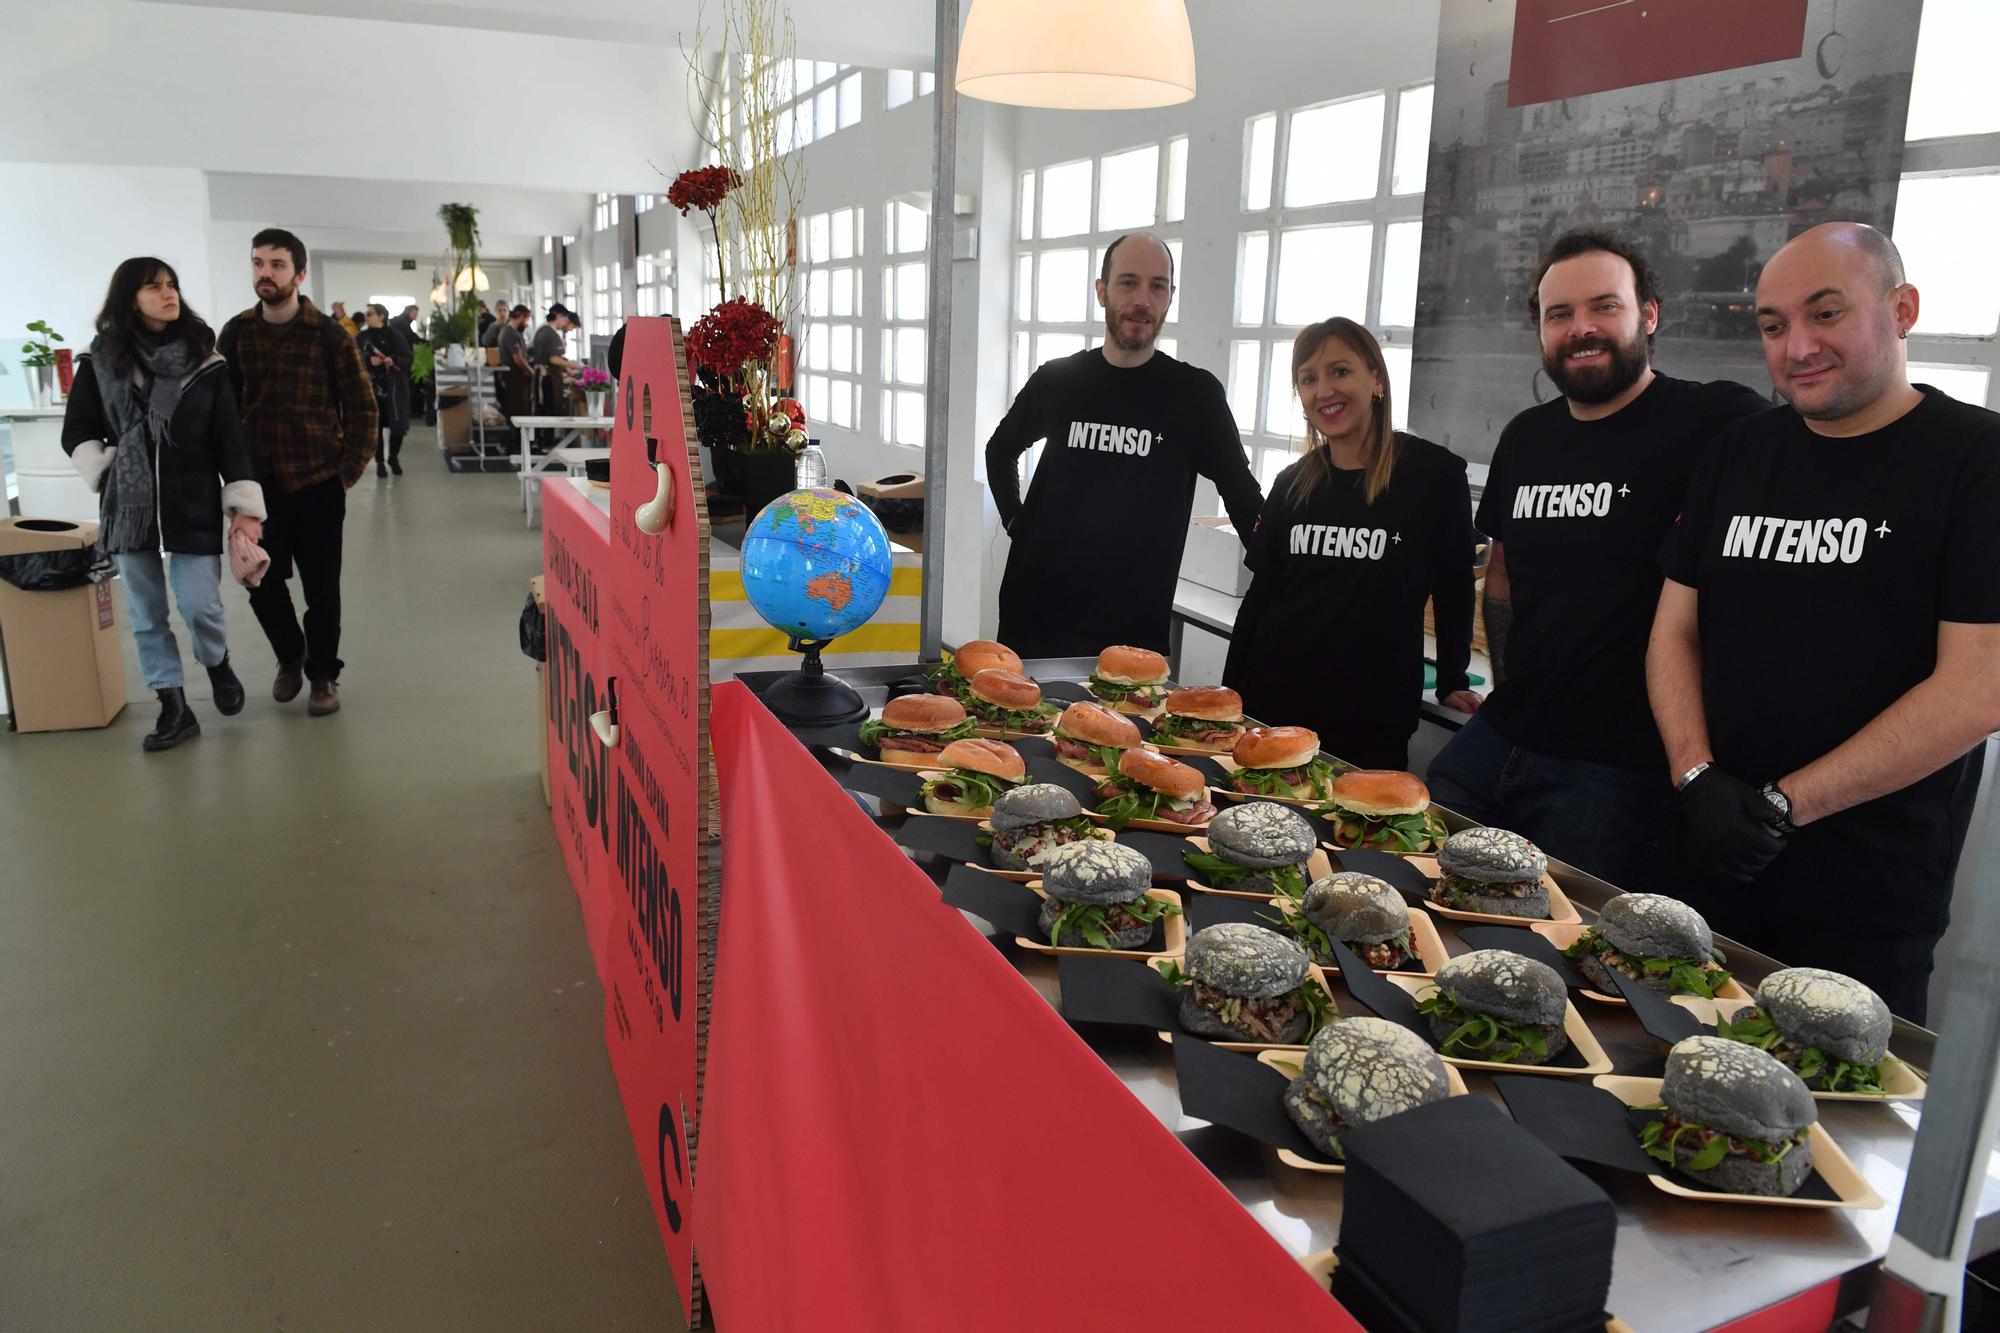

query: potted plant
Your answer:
[687,296,805,520]
[574,366,612,416]
[436,203,485,365]
[22,320,64,406]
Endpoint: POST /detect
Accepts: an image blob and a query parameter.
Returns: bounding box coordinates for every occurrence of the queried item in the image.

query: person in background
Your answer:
[357,303,413,477]
[217,228,377,717]
[985,232,1262,659]
[1224,318,1476,770]
[1424,229,1766,891]
[328,301,357,336]
[530,304,580,438]
[479,300,505,349]
[61,257,265,750]
[495,304,533,423]
[391,303,429,420]
[1649,223,2000,1021]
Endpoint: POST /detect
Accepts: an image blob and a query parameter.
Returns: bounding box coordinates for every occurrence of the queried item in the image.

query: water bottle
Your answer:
[794,437,828,489]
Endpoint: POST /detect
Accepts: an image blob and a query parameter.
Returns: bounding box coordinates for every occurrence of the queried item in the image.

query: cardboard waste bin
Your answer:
[0,517,126,732]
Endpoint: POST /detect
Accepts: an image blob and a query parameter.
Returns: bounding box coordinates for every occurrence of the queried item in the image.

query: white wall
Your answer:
[0,163,212,374]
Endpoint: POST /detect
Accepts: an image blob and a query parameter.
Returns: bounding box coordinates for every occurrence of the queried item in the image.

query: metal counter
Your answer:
[740,660,2000,1332]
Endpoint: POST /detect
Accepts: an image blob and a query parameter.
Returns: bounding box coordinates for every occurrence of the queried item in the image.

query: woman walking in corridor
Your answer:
[62,256,267,750]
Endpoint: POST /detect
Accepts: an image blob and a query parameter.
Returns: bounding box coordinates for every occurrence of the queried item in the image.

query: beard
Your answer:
[1105,306,1160,354]
[1543,329,1649,405]
[256,277,298,306]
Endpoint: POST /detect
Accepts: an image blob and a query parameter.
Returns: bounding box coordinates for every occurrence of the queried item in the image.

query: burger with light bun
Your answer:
[918,737,1026,817]
[1089,645,1171,713]
[1094,746,1216,829]
[963,667,1059,734]
[928,639,1023,699]
[1230,726,1338,801]
[1316,770,1448,853]
[1050,700,1142,776]
[1150,686,1247,752]
[859,693,978,766]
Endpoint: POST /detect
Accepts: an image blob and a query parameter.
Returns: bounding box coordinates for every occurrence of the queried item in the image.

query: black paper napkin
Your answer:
[1333,942,1589,1070]
[810,748,925,811]
[1607,968,1710,1045]
[1056,954,1179,1029]
[1329,847,1436,901]
[1040,679,1097,704]
[1022,754,1107,804]
[888,814,1008,873]
[1453,925,1593,990]
[786,719,871,752]
[1185,892,1282,932]
[1171,1035,1336,1165]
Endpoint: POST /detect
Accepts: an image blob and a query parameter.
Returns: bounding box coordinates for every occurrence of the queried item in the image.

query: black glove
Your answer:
[1680,767,1787,885]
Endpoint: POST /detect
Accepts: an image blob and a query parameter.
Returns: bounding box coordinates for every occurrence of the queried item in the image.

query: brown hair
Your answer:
[1285,318,1398,506]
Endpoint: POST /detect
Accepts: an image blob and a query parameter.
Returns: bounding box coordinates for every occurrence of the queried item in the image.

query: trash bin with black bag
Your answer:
[0,517,127,732]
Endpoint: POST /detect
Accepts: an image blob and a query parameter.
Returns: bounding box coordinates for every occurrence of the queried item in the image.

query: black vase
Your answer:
[734,448,799,524]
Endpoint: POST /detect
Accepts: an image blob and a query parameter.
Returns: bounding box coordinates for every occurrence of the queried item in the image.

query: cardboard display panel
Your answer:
[0,517,125,732]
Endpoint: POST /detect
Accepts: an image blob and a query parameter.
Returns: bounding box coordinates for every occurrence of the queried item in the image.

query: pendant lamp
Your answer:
[955,0,1196,110]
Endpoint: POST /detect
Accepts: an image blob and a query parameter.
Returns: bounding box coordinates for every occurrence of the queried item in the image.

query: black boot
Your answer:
[207,655,245,716]
[143,687,200,751]
[388,433,404,475]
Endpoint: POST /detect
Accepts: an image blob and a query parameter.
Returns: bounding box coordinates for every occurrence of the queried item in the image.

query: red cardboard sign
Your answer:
[1509,0,1806,106]
[541,482,617,979]
[595,317,706,1320]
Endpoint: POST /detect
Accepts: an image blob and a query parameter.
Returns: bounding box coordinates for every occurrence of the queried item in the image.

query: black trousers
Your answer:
[249,476,347,681]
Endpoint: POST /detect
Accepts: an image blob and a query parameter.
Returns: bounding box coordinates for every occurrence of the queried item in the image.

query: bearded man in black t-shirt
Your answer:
[1651,223,2000,1022]
[1425,231,1766,891]
[986,233,1264,659]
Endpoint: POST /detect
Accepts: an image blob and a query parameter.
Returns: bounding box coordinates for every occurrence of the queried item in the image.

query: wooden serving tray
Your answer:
[1011,885,1186,961]
[1178,836,1332,900]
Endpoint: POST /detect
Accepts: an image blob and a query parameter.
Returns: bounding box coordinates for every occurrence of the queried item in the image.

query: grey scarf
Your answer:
[92,333,195,553]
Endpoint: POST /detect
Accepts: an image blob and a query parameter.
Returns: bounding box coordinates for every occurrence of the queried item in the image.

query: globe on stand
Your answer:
[738,488,894,725]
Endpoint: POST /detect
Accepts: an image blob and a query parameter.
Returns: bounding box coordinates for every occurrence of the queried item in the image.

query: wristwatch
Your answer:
[1758,781,1798,836]
[1674,761,1712,792]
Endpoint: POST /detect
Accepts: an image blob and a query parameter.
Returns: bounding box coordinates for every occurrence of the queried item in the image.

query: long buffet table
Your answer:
[737,659,2000,1333]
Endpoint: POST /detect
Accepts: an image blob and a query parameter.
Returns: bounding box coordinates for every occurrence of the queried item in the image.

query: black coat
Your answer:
[356,324,413,432]
[61,352,259,555]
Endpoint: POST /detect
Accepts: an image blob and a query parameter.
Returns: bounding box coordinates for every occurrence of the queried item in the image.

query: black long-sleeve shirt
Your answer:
[986,349,1263,658]
[1223,435,1474,768]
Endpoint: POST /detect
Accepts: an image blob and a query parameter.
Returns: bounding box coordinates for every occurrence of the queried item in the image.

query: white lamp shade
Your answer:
[956,0,1196,110]
[453,264,491,293]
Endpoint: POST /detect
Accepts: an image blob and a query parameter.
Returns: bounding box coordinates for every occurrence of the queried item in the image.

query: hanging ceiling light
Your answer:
[453,264,491,293]
[955,0,1196,110]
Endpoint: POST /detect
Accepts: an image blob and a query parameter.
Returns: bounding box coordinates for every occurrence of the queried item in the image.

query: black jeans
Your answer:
[249,476,347,681]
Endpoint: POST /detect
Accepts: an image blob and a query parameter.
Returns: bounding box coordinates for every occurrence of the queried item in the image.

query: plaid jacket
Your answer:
[218,296,377,495]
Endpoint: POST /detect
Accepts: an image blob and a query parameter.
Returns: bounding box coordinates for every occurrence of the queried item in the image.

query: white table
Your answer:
[512,416,610,524]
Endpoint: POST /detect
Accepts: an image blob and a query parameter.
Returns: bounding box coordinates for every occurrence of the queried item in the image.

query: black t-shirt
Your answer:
[1223,436,1475,763]
[1659,387,2000,927]
[1475,374,1768,771]
[987,349,1264,657]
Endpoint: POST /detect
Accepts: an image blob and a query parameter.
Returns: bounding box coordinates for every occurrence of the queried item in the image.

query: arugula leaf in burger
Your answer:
[1159,922,1332,1043]
[1149,686,1247,752]
[1094,746,1216,830]
[1641,1035,1817,1196]
[1714,967,1893,1094]
[925,639,1024,701]
[858,693,979,766]
[964,667,1059,734]
[1087,645,1171,714]
[1230,726,1338,800]
[1049,700,1142,776]
[1036,840,1178,949]
[1562,893,1732,998]
[1415,949,1570,1064]
[1183,800,1317,895]
[918,738,1027,817]
[1315,770,1448,853]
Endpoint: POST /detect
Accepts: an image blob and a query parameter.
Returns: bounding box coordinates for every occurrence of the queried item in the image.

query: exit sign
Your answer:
[401,258,417,270]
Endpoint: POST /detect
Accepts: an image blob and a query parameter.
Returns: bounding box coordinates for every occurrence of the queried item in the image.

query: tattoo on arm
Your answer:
[1483,593,1512,686]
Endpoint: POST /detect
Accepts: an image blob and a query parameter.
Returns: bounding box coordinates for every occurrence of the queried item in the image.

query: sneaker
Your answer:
[274,661,304,703]
[308,678,341,716]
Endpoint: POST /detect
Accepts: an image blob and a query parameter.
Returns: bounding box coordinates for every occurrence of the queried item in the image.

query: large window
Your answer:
[1895,0,2000,409]
[876,198,929,448]
[635,250,673,318]
[774,59,862,154]
[797,207,863,431]
[591,263,622,339]
[884,69,937,111]
[1229,84,1430,492]
[593,192,619,232]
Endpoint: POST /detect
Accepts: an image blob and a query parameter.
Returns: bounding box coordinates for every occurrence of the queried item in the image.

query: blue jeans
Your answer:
[113,551,228,691]
[1425,712,1675,892]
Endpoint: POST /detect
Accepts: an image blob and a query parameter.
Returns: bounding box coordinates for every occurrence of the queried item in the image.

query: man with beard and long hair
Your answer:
[1425,230,1765,891]
[218,228,377,717]
[986,232,1262,658]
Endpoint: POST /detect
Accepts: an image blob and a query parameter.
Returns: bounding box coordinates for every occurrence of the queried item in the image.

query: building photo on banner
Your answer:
[5,1,2000,1331]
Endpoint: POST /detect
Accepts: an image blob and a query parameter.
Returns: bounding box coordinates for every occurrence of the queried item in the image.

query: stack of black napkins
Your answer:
[1335,1097,1614,1333]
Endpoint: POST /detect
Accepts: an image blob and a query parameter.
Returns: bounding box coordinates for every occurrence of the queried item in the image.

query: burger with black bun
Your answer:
[927,639,1022,699]
[1230,726,1337,801]
[1035,840,1178,950]
[1644,1035,1818,1197]
[1283,1016,1451,1160]
[964,667,1058,734]
[859,693,978,767]
[1183,801,1317,896]
[1430,827,1549,918]
[1416,949,1570,1064]
[1294,873,1415,970]
[1563,893,1732,998]
[918,738,1026,817]
[1088,645,1171,714]
[1095,746,1216,829]
[986,784,1109,871]
[1050,700,1142,776]
[1716,968,1893,1094]
[1316,770,1448,853]
[1159,922,1331,1044]
[1150,686,1247,752]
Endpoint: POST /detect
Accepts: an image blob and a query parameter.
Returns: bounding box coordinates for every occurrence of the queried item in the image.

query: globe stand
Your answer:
[759,636,867,725]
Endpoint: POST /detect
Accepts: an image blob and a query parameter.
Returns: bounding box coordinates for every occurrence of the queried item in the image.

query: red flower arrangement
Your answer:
[686,297,782,380]
[668,166,740,216]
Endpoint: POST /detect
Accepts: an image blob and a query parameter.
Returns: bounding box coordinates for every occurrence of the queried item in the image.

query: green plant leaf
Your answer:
[1686,1134,1732,1172]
